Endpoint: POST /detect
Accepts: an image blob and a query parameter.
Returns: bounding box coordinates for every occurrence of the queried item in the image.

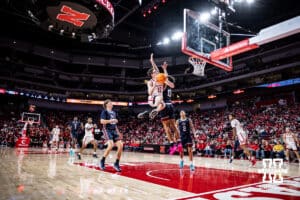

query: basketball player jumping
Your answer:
[145,53,171,119]
[100,99,123,172]
[77,117,98,160]
[229,114,256,166]
[160,74,181,154]
[177,110,196,171]
[282,127,300,163]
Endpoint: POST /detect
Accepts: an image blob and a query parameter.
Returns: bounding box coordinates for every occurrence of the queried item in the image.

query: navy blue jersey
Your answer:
[101,110,117,130]
[178,118,191,137]
[163,87,172,103]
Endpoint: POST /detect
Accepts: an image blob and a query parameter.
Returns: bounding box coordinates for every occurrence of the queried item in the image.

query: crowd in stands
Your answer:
[0,98,299,161]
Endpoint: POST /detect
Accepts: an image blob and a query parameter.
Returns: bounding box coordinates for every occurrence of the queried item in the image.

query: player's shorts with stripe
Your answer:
[237,131,247,145]
[103,129,120,143]
[52,135,59,142]
[286,142,297,151]
[148,95,160,107]
[181,135,193,147]
[82,135,94,146]
[160,103,175,121]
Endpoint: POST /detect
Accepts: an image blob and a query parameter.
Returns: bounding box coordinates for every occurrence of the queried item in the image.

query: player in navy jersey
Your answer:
[176,110,196,171]
[99,99,123,172]
[160,78,181,155]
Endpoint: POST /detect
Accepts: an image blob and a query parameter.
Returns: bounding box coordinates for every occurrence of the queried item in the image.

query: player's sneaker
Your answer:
[99,159,105,170]
[137,110,148,119]
[77,153,81,160]
[179,160,184,169]
[93,154,98,158]
[251,158,257,166]
[113,163,122,172]
[229,156,233,163]
[190,164,195,171]
[69,149,74,157]
[149,110,158,119]
[169,144,177,155]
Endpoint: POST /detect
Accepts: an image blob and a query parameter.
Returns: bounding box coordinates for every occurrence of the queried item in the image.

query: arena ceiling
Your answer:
[0,0,299,101]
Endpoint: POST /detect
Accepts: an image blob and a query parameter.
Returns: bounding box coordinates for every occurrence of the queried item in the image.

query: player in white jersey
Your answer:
[77,117,98,160]
[51,125,60,150]
[282,127,299,163]
[229,114,256,166]
[147,53,169,119]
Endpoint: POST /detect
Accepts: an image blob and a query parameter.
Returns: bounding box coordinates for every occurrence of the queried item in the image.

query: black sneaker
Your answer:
[149,110,158,119]
[113,163,122,172]
[229,156,233,163]
[137,110,148,119]
[77,153,81,160]
[93,154,98,158]
[99,159,105,170]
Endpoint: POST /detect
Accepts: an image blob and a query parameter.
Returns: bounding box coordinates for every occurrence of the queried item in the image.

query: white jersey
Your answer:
[231,118,247,145]
[284,132,297,150]
[149,79,164,97]
[52,128,60,137]
[284,132,295,144]
[231,119,244,134]
[85,123,94,137]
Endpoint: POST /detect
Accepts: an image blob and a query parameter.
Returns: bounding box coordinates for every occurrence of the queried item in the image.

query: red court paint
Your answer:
[74,162,262,194]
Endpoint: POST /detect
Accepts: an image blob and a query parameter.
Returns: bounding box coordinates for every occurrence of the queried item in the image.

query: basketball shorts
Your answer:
[148,95,161,107]
[52,135,59,142]
[181,135,193,147]
[71,131,78,139]
[82,135,95,146]
[160,103,175,121]
[237,131,247,145]
[286,142,297,151]
[103,129,120,143]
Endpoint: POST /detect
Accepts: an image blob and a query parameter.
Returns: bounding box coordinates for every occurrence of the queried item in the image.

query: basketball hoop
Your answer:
[188,57,206,76]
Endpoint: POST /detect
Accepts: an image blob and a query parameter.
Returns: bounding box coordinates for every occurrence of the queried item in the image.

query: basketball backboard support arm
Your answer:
[211,16,300,60]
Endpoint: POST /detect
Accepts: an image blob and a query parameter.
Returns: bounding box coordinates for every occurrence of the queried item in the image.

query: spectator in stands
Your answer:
[271,141,285,159]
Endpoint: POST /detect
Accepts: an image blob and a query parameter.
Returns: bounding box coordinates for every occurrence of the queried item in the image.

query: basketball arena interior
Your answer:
[0,0,300,199]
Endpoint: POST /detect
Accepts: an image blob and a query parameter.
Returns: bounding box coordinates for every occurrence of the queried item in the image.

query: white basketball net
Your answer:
[188,57,206,76]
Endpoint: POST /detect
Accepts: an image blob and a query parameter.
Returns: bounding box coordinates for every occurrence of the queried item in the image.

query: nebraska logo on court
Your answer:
[177,177,300,200]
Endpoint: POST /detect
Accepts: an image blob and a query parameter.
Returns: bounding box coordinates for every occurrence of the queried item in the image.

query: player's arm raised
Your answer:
[161,62,175,88]
[150,53,159,72]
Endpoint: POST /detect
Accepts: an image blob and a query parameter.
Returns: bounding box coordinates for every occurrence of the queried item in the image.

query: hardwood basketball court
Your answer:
[0,148,299,200]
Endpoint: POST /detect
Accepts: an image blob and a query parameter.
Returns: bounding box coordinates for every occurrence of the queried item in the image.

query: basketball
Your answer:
[155,73,167,84]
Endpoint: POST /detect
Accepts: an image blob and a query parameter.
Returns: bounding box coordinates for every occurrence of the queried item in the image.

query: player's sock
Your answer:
[190,162,195,171]
[179,159,184,169]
